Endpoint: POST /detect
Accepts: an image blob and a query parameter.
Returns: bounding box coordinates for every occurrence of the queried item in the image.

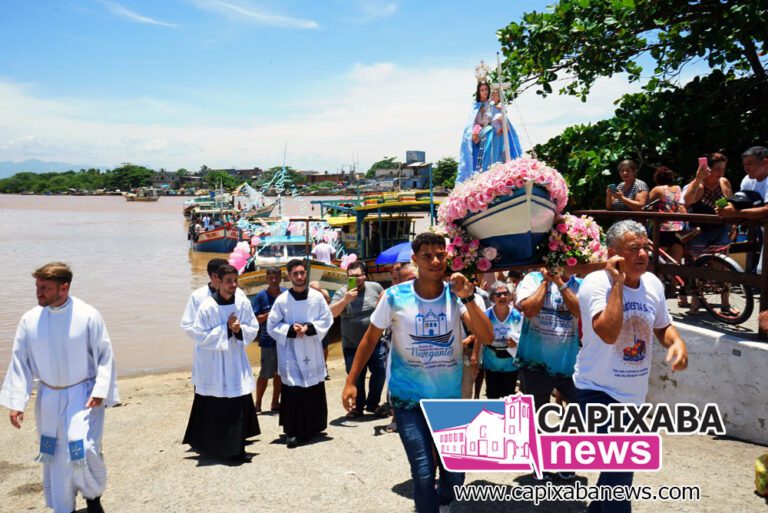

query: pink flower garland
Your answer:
[437,157,569,229]
[437,157,569,276]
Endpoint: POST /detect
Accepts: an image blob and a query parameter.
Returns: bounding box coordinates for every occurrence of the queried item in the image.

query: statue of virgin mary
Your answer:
[456,62,524,184]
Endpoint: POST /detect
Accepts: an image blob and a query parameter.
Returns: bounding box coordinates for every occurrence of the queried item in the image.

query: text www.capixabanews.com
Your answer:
[454,482,700,506]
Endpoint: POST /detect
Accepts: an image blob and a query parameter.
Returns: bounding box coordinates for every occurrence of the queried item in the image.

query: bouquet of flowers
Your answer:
[437,157,569,229]
[541,214,607,273]
[444,232,500,274]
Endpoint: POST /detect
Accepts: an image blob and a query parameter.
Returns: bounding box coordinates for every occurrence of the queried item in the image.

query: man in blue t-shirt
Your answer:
[342,232,493,513]
[515,268,581,412]
[250,267,285,412]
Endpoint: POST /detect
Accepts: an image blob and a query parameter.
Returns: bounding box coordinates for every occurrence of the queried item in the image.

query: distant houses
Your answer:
[146,149,434,194]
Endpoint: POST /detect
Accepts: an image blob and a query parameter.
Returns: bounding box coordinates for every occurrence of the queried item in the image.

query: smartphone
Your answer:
[607,184,618,193]
[348,277,357,289]
[698,157,708,168]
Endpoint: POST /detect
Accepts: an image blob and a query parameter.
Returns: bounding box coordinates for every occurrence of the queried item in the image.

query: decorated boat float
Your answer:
[438,157,606,274]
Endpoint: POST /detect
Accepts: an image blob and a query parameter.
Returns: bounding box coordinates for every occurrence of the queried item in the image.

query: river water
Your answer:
[0,194,356,377]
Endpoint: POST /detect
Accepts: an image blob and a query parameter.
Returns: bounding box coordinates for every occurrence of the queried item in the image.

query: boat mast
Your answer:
[278,142,287,217]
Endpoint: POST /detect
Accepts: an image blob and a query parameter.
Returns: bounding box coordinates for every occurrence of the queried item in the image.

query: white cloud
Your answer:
[0,135,59,157]
[0,63,640,171]
[96,0,177,28]
[192,0,319,29]
[358,0,398,18]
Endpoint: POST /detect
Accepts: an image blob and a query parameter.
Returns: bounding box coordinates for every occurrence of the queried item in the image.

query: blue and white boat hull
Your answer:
[191,226,240,253]
[460,181,556,266]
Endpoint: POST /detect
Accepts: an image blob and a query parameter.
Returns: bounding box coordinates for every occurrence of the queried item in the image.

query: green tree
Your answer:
[204,170,238,190]
[308,180,337,192]
[365,157,401,179]
[534,71,768,209]
[110,163,155,190]
[432,157,458,189]
[498,0,768,100]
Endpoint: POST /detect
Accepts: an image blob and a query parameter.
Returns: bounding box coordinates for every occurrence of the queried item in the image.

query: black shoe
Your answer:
[232,453,253,463]
[86,497,105,513]
[286,436,299,448]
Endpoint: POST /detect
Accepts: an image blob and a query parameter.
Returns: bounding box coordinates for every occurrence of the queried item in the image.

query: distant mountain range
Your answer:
[0,159,108,179]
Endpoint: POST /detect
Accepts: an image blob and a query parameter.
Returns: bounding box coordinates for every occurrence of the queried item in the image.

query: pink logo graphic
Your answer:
[421,393,662,476]
[428,394,544,476]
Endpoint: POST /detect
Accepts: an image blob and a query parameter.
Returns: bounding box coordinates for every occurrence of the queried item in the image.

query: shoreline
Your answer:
[114,345,346,379]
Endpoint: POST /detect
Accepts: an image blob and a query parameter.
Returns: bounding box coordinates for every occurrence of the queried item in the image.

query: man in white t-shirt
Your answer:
[311,241,335,264]
[718,146,768,271]
[575,220,688,513]
[342,232,493,513]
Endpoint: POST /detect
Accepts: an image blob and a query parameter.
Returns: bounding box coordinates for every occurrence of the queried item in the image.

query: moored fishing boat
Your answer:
[236,218,346,297]
[125,187,161,202]
[312,191,439,283]
[190,225,240,253]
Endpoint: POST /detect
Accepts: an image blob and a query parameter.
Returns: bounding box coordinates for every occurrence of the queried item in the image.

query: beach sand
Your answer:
[1,357,765,513]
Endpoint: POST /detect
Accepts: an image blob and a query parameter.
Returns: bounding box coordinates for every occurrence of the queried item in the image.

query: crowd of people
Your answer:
[604,146,768,314]
[2,145,766,513]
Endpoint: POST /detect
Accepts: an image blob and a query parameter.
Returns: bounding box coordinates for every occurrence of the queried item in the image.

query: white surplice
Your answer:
[191,293,259,397]
[267,289,333,388]
[0,297,118,513]
[180,285,246,387]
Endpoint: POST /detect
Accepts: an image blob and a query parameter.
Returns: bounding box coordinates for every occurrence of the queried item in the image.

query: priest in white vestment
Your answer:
[180,257,246,388]
[267,259,333,448]
[183,264,260,462]
[0,262,118,513]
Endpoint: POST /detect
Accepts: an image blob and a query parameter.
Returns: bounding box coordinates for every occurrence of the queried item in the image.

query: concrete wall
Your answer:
[647,323,768,445]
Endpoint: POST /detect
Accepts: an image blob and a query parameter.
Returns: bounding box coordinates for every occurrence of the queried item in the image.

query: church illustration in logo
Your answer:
[421,394,543,475]
[410,310,453,347]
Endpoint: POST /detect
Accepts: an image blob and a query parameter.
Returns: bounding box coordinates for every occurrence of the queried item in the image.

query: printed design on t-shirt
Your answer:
[411,309,453,347]
[530,306,574,339]
[492,325,511,347]
[615,315,650,366]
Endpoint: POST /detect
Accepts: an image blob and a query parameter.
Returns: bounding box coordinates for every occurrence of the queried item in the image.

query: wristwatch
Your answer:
[460,293,476,304]
[558,282,569,292]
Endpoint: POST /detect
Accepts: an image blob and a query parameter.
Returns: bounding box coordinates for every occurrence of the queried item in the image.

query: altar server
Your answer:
[180,257,228,340]
[267,259,333,448]
[0,262,118,513]
[183,264,260,462]
[180,258,246,389]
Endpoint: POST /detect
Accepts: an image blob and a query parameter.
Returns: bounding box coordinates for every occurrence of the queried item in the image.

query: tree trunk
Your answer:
[741,37,767,81]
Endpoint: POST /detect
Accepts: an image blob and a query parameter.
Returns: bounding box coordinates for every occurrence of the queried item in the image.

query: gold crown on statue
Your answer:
[474,60,491,83]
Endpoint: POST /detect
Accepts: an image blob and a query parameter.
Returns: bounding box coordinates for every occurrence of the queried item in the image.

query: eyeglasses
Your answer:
[624,244,651,255]
[493,291,510,297]
[347,273,364,278]
[291,271,307,276]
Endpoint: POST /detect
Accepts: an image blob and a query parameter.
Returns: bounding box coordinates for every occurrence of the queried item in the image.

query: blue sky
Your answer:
[0,0,647,172]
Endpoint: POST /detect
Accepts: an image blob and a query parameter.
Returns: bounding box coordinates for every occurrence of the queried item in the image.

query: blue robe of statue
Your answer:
[456,101,524,185]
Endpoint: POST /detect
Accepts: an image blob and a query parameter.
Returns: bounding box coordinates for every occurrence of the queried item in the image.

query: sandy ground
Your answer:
[1,356,767,513]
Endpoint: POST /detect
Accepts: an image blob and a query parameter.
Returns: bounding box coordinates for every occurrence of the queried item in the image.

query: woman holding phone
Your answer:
[605,159,649,211]
[680,153,734,313]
